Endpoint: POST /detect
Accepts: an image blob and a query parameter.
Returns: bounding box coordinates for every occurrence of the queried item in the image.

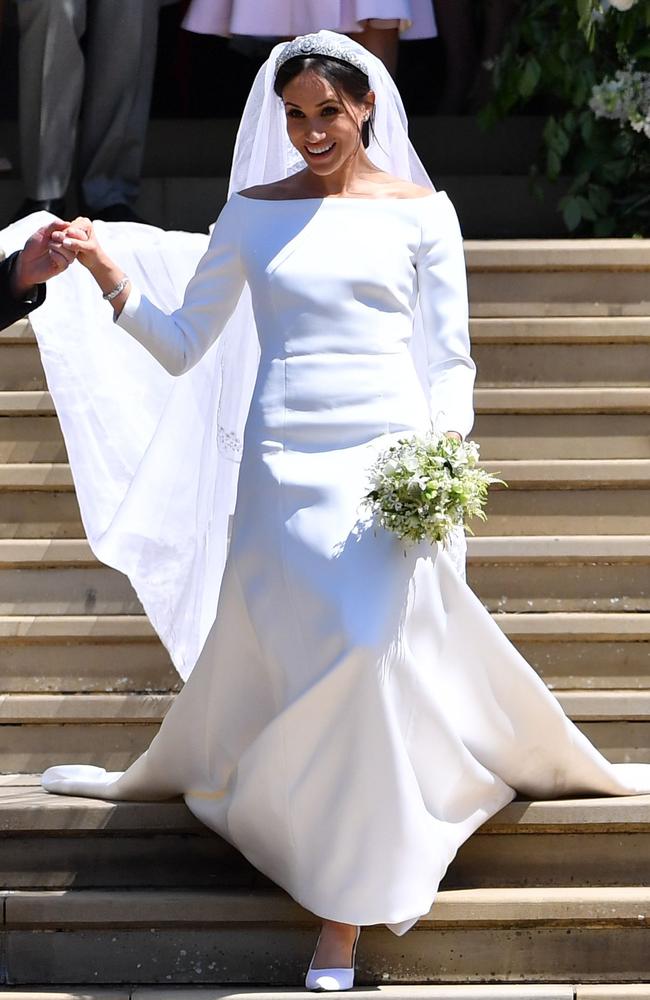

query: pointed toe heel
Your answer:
[305,926,360,992]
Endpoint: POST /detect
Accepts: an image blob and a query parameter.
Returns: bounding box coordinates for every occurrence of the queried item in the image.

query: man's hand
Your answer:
[10,220,87,299]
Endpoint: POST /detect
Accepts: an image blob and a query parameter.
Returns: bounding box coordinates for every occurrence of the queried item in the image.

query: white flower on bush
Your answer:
[607,0,638,10]
[589,66,650,138]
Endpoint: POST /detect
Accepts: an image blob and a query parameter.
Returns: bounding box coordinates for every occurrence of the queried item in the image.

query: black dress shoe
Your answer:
[87,203,148,224]
[12,197,66,222]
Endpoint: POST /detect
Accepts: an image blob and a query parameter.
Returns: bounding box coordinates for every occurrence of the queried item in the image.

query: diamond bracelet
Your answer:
[102,276,129,302]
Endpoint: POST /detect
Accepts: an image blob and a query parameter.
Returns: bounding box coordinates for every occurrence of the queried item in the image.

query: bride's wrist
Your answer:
[88,254,125,296]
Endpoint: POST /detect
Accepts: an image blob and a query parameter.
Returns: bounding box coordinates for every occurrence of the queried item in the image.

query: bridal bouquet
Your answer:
[364,432,504,546]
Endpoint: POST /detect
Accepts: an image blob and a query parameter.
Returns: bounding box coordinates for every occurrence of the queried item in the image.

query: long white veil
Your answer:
[0,31,463,683]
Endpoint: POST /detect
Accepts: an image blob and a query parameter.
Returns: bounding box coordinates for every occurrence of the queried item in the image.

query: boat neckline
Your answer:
[232,190,440,204]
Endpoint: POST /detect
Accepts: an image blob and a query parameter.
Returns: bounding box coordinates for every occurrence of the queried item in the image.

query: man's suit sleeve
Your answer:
[0,252,46,332]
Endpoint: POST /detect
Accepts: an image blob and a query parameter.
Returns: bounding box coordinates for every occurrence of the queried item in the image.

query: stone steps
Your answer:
[479,460,650,536]
[2,689,650,773]
[7,689,650,722]
[0,536,648,615]
[485,613,650,692]
[6,320,650,392]
[6,394,650,462]
[2,990,635,1000]
[0,991,625,1000]
[2,778,650,892]
[465,244,650,317]
[4,388,650,462]
[3,460,650,538]
[4,388,648,412]
[467,535,650,613]
[1,885,649,985]
[0,229,648,988]
[0,612,647,694]
[472,319,650,386]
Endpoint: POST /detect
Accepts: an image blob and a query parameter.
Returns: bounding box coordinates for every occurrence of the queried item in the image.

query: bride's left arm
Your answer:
[415,193,476,441]
[57,197,246,376]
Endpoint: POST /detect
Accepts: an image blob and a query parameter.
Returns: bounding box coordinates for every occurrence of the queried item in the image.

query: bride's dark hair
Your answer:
[274,55,376,149]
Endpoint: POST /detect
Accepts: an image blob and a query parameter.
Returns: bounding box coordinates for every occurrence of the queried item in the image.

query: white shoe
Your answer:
[305,925,360,992]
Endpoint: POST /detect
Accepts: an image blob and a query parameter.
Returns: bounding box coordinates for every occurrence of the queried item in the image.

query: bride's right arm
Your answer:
[57,199,246,376]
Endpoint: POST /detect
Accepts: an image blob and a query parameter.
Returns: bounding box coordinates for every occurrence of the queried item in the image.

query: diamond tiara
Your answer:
[274,32,370,78]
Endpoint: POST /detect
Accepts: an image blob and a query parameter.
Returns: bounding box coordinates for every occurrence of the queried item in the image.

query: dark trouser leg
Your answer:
[432,0,477,114]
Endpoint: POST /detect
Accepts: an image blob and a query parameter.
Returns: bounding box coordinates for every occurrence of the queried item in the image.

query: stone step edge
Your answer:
[5,886,650,927]
[1,689,649,724]
[6,231,650,269]
[0,613,648,642]
[4,306,650,339]
[4,460,650,490]
[0,988,620,1000]
[0,615,158,640]
[0,318,34,344]
[483,460,650,487]
[475,388,650,413]
[3,536,650,567]
[0,463,73,490]
[470,316,650,343]
[0,989,597,1000]
[470,304,650,319]
[0,988,593,1000]
[463,240,650,270]
[6,316,650,344]
[4,389,650,416]
[2,784,650,835]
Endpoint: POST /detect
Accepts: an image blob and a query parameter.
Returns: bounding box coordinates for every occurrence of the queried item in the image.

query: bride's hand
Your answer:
[50,217,102,271]
[50,217,129,314]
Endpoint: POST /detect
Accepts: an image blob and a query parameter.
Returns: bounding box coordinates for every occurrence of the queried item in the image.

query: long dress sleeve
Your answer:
[116,196,245,376]
[415,192,476,440]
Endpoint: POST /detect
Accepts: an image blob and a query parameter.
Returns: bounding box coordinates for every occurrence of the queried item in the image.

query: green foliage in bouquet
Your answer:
[480,0,650,236]
[364,433,504,546]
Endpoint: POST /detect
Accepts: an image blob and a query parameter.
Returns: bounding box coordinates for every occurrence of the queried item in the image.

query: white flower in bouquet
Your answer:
[364,432,504,547]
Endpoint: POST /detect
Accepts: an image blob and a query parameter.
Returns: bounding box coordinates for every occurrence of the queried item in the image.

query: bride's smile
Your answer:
[281,69,374,178]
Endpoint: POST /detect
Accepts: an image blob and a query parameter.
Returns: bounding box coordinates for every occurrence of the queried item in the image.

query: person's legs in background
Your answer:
[349,19,400,76]
[79,0,161,221]
[432,0,476,114]
[466,0,518,111]
[15,0,86,218]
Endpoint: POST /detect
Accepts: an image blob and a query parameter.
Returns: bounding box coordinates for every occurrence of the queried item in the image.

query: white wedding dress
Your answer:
[39,191,650,935]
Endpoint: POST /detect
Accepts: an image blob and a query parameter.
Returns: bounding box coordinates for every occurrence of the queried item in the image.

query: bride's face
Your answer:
[281,70,374,175]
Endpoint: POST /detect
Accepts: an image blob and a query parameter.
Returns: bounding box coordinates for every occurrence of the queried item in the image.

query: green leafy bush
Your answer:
[481,0,650,235]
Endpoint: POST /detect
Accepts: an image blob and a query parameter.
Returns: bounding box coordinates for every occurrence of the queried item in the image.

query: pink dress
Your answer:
[183,0,437,40]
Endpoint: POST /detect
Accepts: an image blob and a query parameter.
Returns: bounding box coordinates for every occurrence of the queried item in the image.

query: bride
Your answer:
[9,29,650,992]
